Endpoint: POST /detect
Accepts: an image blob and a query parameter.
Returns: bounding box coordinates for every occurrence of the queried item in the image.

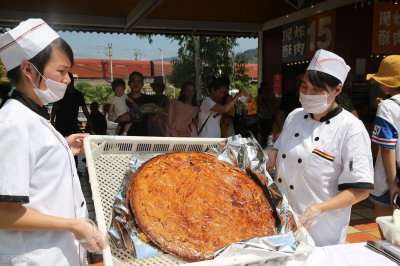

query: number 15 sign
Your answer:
[307,10,336,58]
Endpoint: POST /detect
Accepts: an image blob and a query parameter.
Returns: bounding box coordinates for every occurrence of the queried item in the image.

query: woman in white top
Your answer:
[267,49,374,246]
[0,19,106,266]
[198,77,247,138]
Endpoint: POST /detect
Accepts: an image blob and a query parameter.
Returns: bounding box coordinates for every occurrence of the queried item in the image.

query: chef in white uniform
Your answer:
[267,49,374,246]
[0,19,106,265]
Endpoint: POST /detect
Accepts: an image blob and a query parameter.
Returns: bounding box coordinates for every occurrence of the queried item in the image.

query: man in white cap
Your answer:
[267,49,373,246]
[0,19,106,265]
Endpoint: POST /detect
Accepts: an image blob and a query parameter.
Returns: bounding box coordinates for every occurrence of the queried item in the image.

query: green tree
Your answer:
[0,60,8,83]
[169,36,196,88]
[232,52,250,85]
[230,52,251,93]
[169,36,248,97]
[164,84,180,100]
[76,82,113,105]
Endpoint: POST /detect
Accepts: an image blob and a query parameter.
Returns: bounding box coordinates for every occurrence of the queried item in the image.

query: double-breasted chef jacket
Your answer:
[274,106,374,246]
[0,91,88,266]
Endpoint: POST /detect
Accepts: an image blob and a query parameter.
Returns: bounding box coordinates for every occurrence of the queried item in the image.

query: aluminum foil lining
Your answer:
[108,134,315,262]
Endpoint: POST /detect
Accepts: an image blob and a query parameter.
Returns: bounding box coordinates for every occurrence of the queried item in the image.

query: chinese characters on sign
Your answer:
[282,10,336,62]
[282,20,307,63]
[372,3,400,54]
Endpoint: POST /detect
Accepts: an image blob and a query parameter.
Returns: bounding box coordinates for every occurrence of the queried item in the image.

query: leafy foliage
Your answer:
[168,36,196,88]
[75,82,114,105]
[0,60,8,83]
[164,85,180,100]
[232,52,250,85]
[168,36,250,97]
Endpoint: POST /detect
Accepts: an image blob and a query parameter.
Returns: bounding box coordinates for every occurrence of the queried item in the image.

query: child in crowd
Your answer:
[367,55,400,217]
[89,102,107,135]
[108,78,134,135]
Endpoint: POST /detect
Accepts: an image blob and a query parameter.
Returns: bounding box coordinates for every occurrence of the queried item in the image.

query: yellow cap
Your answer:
[366,55,400,88]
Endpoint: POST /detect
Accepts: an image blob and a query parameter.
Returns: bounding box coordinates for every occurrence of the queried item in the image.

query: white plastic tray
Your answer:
[377,216,400,245]
[83,135,304,266]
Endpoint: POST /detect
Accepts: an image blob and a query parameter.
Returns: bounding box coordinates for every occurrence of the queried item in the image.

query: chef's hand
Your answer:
[299,205,322,228]
[266,149,278,172]
[72,219,108,253]
[66,134,87,156]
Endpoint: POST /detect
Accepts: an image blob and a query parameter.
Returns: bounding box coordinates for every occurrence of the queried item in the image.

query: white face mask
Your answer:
[30,64,68,105]
[299,89,336,114]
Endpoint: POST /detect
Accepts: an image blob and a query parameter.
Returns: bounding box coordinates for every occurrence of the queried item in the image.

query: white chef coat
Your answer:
[0,95,88,266]
[371,95,400,196]
[274,107,373,246]
[198,97,222,138]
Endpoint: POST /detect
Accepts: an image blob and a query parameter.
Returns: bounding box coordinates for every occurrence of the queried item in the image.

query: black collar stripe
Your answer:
[310,106,343,122]
[11,90,50,120]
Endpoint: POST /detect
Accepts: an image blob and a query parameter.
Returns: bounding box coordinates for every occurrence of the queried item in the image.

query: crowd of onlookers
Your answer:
[0,69,354,150]
[95,70,301,148]
[0,68,348,152]
[0,70,307,149]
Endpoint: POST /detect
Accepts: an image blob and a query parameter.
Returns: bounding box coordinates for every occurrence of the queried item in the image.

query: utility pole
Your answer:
[158,48,164,83]
[106,43,113,82]
[133,49,143,60]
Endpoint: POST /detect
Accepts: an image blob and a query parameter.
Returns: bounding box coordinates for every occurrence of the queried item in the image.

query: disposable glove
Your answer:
[299,205,321,228]
[75,219,108,253]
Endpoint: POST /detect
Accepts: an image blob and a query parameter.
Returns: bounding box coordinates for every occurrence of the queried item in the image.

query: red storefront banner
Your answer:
[371,2,400,54]
[306,10,336,59]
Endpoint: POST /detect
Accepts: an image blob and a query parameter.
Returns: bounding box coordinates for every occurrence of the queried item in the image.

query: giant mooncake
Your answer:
[129,152,279,262]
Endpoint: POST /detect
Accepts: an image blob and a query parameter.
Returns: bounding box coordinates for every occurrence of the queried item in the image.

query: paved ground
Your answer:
[347,200,382,243]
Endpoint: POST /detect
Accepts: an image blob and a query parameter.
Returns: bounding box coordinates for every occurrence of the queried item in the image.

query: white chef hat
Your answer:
[0,18,59,71]
[306,49,351,84]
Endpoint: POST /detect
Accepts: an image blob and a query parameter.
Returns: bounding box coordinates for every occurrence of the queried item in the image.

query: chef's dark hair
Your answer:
[306,70,342,91]
[6,38,74,85]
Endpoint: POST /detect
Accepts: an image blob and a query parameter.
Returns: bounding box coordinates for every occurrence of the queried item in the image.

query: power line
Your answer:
[73,52,104,60]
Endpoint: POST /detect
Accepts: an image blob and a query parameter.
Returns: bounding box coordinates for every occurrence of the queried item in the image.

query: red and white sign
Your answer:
[371,2,400,54]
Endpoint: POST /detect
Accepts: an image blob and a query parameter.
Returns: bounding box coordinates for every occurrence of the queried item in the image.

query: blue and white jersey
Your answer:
[371,94,400,196]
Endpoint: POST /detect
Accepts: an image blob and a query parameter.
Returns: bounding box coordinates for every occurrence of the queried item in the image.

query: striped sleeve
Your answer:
[371,116,398,149]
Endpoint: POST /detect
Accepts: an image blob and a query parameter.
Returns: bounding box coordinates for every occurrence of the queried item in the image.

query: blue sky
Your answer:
[58,31,257,61]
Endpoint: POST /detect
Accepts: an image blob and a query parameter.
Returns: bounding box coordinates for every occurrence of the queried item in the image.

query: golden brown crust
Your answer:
[130,152,277,262]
